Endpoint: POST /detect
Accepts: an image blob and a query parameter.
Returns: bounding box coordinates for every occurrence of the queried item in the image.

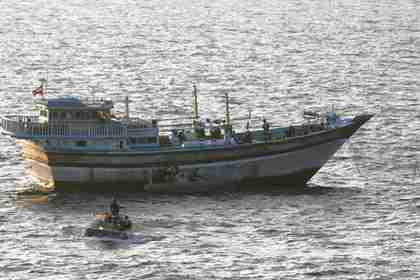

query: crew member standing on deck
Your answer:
[263,118,271,142]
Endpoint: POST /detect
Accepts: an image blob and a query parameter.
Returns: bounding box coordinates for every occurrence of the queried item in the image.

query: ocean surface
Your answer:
[1,0,419,279]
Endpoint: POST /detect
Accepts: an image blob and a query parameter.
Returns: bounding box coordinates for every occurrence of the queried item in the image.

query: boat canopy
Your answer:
[35,97,114,123]
[36,97,113,111]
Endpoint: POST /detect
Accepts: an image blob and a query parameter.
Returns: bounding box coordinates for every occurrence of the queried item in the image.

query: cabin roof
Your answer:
[37,97,113,110]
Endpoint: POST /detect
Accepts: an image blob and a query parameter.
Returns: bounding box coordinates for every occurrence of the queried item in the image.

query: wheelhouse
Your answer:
[36,97,114,124]
[0,97,160,151]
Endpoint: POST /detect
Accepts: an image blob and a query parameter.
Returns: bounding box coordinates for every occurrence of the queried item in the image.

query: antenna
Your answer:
[39,78,47,100]
[44,43,50,99]
[125,95,130,121]
[246,109,251,130]
[46,69,48,96]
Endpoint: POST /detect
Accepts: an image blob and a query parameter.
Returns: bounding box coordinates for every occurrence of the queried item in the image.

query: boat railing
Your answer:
[79,97,113,106]
[0,115,128,138]
[5,114,40,123]
[127,127,158,138]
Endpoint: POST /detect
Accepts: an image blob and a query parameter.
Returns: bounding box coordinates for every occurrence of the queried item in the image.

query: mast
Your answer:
[225,92,230,127]
[193,84,199,121]
[224,92,232,141]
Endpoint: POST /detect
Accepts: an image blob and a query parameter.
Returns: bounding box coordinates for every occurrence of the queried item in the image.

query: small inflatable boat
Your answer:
[85,198,133,240]
[85,212,132,239]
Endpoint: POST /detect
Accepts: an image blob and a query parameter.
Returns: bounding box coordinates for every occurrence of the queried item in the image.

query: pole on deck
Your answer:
[125,96,130,122]
[225,92,230,127]
[193,84,199,121]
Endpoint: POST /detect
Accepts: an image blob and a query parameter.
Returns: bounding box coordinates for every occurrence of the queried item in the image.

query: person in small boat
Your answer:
[110,197,120,217]
[123,215,131,227]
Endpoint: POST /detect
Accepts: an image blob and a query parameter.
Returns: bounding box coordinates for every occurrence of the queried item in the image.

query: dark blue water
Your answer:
[1,0,419,279]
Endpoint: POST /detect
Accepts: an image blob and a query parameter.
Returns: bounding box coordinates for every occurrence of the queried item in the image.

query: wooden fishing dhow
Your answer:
[0,83,373,192]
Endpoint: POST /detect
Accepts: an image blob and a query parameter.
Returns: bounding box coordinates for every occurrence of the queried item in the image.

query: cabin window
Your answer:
[52,112,58,120]
[40,110,48,117]
[75,140,87,147]
[60,112,66,120]
[75,112,81,120]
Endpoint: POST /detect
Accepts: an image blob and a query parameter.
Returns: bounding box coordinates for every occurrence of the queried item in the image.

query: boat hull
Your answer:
[19,114,373,192]
[84,228,129,239]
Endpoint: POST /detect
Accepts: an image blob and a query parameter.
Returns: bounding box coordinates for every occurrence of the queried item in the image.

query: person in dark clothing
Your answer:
[177,130,185,145]
[262,118,271,142]
[110,197,120,217]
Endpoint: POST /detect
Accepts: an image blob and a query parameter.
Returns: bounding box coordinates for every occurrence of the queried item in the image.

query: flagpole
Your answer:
[43,71,48,100]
